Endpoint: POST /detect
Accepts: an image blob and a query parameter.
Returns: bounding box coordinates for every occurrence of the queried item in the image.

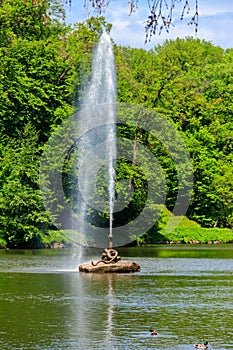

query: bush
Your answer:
[0,238,7,248]
[42,230,68,245]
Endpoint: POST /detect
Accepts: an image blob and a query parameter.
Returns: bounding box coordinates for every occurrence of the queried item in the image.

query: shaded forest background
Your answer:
[0,0,232,248]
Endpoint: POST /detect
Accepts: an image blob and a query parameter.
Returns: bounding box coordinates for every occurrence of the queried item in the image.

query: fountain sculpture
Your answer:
[78,31,140,273]
[40,29,193,273]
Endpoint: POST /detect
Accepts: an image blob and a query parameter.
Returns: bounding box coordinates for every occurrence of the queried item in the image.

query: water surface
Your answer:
[0,246,233,350]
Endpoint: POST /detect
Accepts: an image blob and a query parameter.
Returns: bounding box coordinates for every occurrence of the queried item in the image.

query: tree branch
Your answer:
[56,66,71,83]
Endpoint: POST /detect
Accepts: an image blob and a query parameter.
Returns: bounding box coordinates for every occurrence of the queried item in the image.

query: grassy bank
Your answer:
[2,216,232,249]
[39,217,233,248]
[162,226,233,244]
[147,216,233,244]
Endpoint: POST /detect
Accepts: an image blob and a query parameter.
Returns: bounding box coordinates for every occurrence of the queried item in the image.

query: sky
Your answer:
[64,0,233,50]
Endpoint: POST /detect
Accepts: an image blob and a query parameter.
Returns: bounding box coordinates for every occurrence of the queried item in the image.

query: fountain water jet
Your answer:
[78,31,140,273]
[75,30,116,249]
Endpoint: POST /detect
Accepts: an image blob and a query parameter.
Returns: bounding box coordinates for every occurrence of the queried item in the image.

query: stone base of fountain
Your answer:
[79,248,140,273]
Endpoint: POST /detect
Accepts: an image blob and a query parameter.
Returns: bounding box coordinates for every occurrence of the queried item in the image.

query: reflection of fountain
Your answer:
[78,31,140,273]
[105,275,114,347]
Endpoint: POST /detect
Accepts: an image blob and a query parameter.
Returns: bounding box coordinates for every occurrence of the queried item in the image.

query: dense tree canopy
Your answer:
[0,0,232,248]
[115,38,233,228]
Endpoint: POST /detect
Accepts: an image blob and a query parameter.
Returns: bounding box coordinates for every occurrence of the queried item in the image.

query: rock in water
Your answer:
[79,259,140,273]
[79,248,140,273]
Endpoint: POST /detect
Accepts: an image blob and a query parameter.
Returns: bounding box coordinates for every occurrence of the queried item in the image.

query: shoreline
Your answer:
[2,239,233,250]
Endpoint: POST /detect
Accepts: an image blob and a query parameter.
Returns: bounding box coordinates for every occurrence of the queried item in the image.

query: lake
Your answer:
[0,245,233,350]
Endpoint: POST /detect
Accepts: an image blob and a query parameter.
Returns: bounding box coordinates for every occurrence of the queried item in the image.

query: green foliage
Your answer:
[1,40,72,140]
[65,16,112,107]
[163,227,233,244]
[143,215,233,244]
[0,1,232,247]
[0,0,66,43]
[42,230,69,245]
[168,216,200,228]
[0,123,50,248]
[116,38,233,229]
[0,2,112,247]
[0,238,7,249]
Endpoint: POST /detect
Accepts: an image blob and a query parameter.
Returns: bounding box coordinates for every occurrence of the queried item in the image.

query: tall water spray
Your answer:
[75,31,117,248]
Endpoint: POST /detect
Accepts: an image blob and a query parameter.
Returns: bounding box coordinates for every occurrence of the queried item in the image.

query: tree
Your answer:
[115,38,233,229]
[0,0,232,248]
[0,0,74,142]
[0,1,115,247]
[0,0,65,43]
[0,1,112,142]
[0,124,50,248]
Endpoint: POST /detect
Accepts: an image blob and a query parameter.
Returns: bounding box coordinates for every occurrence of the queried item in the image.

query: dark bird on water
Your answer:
[194,341,209,349]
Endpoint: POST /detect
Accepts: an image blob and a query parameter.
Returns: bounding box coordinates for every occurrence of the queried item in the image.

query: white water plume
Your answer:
[75,31,117,247]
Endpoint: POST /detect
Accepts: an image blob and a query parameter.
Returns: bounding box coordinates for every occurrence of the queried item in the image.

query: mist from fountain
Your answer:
[75,31,117,248]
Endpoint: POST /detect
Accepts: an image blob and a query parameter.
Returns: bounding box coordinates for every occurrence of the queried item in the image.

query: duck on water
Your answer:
[194,341,209,349]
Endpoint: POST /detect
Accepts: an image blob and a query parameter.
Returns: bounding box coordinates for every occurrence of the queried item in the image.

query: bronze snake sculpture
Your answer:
[91,248,121,266]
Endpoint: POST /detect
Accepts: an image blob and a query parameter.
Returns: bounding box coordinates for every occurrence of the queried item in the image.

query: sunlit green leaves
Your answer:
[0,123,50,247]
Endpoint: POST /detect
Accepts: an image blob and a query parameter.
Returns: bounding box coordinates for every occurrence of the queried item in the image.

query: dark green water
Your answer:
[0,245,233,350]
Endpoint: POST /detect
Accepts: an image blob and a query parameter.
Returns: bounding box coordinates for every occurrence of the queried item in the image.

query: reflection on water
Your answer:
[0,246,233,349]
